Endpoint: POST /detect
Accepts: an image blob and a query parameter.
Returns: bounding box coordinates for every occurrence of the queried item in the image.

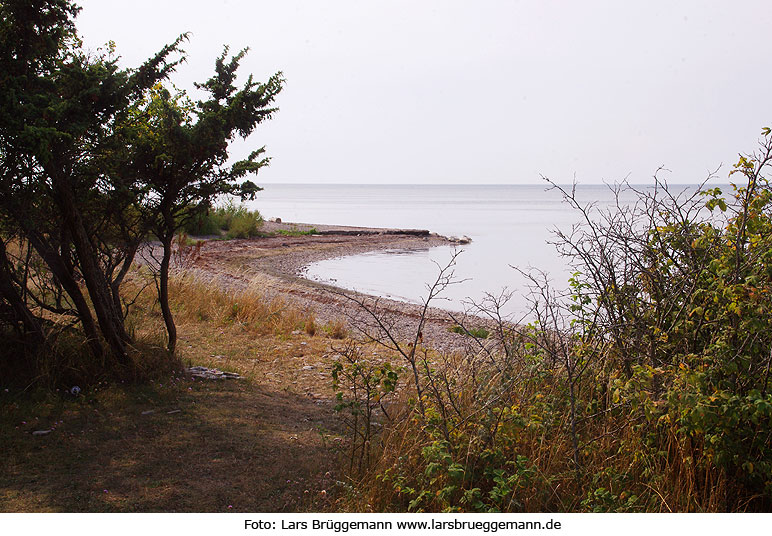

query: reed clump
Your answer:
[182,201,264,239]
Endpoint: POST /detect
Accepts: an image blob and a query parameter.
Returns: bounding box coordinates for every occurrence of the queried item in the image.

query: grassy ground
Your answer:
[0,272,351,512]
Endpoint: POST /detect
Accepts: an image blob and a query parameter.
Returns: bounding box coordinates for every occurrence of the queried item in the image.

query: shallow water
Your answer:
[249,184,702,318]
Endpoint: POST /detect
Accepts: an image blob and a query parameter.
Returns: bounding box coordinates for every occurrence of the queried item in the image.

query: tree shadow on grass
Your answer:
[0,380,345,512]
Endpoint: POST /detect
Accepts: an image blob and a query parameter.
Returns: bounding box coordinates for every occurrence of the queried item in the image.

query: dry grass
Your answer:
[166,272,310,336]
[322,319,347,340]
[0,268,353,512]
[334,352,745,513]
[304,317,317,337]
[0,265,747,512]
[2,265,747,513]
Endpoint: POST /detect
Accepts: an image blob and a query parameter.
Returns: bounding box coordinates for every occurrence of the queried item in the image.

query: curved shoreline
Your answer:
[188,221,476,351]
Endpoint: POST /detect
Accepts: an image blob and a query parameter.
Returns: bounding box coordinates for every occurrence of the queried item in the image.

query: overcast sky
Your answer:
[76,0,772,184]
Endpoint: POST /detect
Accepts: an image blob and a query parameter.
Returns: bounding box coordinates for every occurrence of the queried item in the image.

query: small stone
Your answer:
[302,365,315,371]
[448,235,472,244]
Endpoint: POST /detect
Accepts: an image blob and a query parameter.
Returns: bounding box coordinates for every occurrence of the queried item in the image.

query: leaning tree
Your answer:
[127,48,284,353]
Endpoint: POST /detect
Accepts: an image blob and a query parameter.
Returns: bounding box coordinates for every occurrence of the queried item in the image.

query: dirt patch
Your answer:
[0,324,346,512]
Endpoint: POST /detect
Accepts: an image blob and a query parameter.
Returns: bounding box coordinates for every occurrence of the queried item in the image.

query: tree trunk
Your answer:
[25,230,106,360]
[159,232,177,354]
[51,176,130,363]
[110,242,139,319]
[0,241,45,348]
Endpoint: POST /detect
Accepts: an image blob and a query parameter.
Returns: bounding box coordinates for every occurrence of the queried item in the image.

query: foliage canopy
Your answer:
[0,0,282,377]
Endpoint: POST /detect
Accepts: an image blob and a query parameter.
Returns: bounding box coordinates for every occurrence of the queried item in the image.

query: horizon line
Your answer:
[255,181,723,186]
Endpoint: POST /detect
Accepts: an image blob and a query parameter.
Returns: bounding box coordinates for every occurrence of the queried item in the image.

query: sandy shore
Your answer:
[184,221,477,352]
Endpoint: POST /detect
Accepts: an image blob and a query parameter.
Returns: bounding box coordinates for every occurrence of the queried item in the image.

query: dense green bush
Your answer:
[226,209,263,239]
[183,202,263,238]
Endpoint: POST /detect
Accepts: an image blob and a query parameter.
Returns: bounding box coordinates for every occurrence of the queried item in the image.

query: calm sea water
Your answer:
[248,184,700,318]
